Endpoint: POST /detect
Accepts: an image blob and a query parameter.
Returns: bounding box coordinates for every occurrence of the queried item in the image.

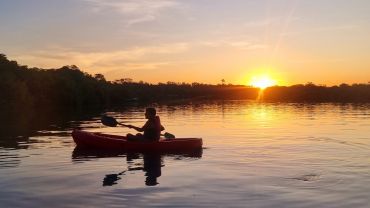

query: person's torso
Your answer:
[143,117,161,141]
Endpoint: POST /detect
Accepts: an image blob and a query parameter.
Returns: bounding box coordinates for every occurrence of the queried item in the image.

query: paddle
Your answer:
[101,115,175,139]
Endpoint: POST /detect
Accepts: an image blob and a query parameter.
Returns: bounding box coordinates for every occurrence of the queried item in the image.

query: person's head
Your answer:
[145,107,156,119]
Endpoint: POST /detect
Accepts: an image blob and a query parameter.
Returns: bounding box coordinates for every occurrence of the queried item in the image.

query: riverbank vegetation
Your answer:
[1,53,370,114]
[263,83,370,102]
[0,54,258,113]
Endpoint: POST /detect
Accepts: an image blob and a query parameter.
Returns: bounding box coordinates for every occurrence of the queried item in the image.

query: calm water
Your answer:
[1,101,370,208]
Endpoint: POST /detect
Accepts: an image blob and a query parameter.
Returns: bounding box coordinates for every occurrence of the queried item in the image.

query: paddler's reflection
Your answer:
[102,153,163,187]
[143,153,162,186]
[72,147,202,187]
[102,170,125,186]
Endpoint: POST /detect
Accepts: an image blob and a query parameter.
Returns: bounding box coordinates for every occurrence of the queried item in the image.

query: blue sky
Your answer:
[1,0,370,85]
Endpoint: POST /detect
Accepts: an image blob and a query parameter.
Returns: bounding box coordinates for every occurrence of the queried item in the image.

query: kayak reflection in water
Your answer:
[72,147,202,187]
[126,107,165,141]
[102,153,163,187]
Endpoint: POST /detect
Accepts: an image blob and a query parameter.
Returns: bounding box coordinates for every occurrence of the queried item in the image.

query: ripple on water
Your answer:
[0,149,27,169]
[1,101,370,207]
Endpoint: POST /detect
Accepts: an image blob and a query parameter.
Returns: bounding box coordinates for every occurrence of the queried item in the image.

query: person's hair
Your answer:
[146,107,156,116]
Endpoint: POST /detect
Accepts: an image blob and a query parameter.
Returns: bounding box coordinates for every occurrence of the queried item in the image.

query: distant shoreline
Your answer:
[1,53,370,115]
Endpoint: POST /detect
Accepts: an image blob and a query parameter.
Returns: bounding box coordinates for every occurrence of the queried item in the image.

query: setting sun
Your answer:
[250,75,277,89]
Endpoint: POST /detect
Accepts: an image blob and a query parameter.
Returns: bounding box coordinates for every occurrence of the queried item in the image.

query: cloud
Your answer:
[229,41,267,50]
[13,43,189,75]
[200,39,267,50]
[83,0,180,25]
[243,19,274,28]
[103,61,171,79]
[281,24,361,37]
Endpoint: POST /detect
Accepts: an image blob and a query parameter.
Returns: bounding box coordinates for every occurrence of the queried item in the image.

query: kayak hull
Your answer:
[72,130,203,153]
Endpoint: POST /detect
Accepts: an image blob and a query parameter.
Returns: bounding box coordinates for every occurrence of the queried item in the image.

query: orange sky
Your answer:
[1,0,370,86]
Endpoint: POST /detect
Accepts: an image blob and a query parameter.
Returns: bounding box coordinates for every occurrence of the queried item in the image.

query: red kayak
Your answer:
[72,130,203,152]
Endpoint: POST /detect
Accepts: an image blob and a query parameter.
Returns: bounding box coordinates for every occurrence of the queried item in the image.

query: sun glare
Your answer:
[250,75,276,89]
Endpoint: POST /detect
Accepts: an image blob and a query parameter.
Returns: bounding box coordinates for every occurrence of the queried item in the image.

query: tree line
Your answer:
[263,82,370,102]
[0,54,258,113]
[1,53,370,115]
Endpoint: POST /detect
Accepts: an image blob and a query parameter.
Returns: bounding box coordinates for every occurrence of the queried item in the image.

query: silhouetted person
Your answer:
[126,107,164,141]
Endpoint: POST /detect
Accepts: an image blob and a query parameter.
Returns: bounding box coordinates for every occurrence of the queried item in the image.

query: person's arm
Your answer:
[127,125,144,132]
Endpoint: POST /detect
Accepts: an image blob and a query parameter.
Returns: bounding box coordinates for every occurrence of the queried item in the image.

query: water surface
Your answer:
[1,101,370,207]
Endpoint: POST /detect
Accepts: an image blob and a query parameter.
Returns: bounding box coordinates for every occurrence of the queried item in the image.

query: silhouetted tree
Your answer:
[94,73,106,82]
[1,53,370,116]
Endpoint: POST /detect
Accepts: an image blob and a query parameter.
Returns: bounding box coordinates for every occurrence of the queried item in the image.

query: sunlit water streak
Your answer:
[0,101,370,207]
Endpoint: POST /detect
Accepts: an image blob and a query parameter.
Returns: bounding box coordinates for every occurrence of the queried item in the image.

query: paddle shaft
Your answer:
[116,122,140,131]
[101,115,175,139]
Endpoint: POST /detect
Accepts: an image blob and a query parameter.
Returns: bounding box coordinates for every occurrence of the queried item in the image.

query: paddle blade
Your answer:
[164,132,175,139]
[101,115,118,127]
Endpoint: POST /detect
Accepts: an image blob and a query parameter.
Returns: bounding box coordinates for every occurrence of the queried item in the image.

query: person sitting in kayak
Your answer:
[126,107,165,141]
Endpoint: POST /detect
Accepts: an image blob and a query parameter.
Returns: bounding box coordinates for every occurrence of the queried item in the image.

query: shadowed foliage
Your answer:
[0,54,259,113]
[1,53,370,115]
[263,83,370,102]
